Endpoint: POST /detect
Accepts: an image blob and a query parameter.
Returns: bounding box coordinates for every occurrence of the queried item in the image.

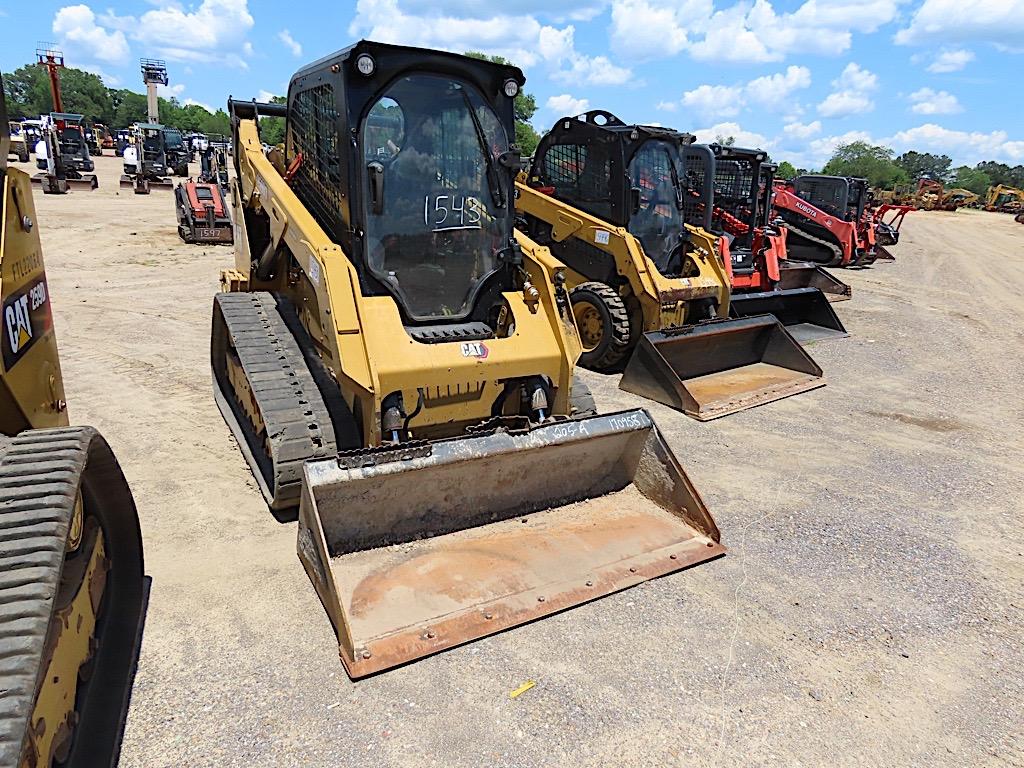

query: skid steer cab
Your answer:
[518,110,823,420]
[678,143,848,342]
[120,124,174,194]
[215,41,724,676]
[30,113,99,193]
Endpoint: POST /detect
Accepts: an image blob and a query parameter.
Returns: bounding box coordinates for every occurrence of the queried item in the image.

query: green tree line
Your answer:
[791,141,1023,193]
[2,62,230,136]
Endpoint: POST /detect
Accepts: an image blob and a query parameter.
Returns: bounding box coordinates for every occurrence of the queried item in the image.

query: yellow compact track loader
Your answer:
[214,42,724,677]
[517,111,823,420]
[1,77,145,767]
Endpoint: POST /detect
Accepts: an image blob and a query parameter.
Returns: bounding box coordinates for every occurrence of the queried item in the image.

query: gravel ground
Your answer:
[14,154,1024,767]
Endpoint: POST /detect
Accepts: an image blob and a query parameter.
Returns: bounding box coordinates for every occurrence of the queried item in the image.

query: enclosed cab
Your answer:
[679,144,848,338]
[30,113,99,191]
[120,123,174,192]
[35,113,94,175]
[163,127,189,176]
[773,174,877,265]
[215,42,725,676]
[519,110,824,418]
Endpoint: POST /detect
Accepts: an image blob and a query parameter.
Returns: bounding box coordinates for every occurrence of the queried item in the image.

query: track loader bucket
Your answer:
[619,315,824,421]
[777,262,852,302]
[729,288,848,344]
[296,410,724,678]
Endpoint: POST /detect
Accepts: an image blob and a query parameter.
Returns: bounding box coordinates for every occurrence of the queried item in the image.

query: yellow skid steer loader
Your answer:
[517,111,823,420]
[214,42,724,678]
[1,77,145,767]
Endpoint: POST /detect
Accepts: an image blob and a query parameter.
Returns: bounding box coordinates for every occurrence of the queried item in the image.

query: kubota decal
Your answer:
[2,279,51,370]
[461,341,489,358]
[794,201,818,218]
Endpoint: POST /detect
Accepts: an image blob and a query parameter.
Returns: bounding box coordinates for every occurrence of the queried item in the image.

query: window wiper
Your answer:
[667,151,684,210]
[461,89,505,210]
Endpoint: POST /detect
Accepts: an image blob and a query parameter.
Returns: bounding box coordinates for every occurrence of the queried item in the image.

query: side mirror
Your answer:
[367,161,384,215]
[630,186,641,215]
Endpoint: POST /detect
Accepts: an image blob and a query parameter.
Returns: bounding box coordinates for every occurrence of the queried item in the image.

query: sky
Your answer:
[1,0,1022,169]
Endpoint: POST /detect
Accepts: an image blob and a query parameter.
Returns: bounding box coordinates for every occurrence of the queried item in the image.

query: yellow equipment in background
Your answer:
[517,111,823,421]
[985,184,1024,213]
[213,42,724,678]
[0,75,145,767]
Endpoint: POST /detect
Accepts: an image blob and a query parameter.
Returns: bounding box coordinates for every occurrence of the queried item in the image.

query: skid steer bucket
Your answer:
[729,288,848,344]
[296,409,724,678]
[777,262,852,302]
[619,315,824,421]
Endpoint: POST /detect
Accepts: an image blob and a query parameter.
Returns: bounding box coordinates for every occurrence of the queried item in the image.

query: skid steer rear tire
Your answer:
[570,282,633,373]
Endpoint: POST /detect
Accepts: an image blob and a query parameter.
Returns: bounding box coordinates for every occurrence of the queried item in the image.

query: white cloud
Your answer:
[782,122,1024,170]
[780,129,873,169]
[278,29,302,57]
[927,48,974,72]
[546,94,590,115]
[682,84,744,119]
[908,87,962,115]
[783,120,822,139]
[885,124,1024,164]
[398,0,606,20]
[554,53,632,85]
[542,26,633,85]
[158,83,186,98]
[656,100,679,112]
[692,121,771,149]
[257,90,280,103]
[349,0,632,85]
[689,4,775,63]
[184,97,214,112]
[666,66,811,119]
[817,62,877,117]
[895,0,1024,47]
[102,0,255,69]
[817,92,873,117]
[834,61,877,91]
[745,65,812,107]
[52,5,130,65]
[674,0,901,64]
[609,0,694,59]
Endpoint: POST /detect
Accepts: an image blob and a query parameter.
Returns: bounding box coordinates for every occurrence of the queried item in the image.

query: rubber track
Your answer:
[0,427,144,767]
[213,292,339,511]
[783,221,844,266]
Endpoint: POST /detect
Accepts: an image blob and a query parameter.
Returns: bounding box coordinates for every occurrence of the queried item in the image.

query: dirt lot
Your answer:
[13,154,1024,767]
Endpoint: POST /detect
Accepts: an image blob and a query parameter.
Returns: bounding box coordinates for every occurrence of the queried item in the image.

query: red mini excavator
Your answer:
[680,144,847,342]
